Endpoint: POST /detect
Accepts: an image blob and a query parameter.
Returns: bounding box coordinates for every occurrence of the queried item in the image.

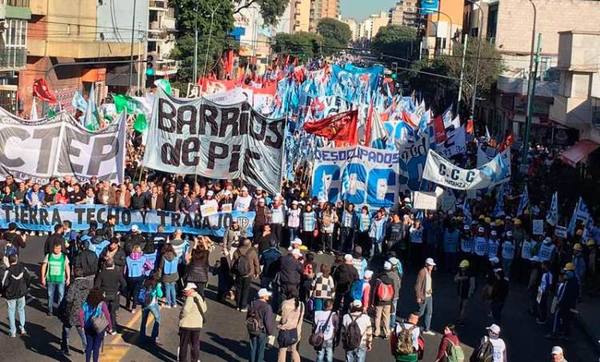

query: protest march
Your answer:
[0,51,597,362]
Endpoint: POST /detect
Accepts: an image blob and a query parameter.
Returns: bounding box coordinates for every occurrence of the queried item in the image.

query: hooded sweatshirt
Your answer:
[158,251,179,283]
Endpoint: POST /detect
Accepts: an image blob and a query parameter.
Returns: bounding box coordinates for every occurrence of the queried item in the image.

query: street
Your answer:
[0,237,597,361]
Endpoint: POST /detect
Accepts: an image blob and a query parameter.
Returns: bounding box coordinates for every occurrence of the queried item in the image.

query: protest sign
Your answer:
[200,203,219,217]
[311,146,400,209]
[533,219,544,235]
[413,191,437,210]
[554,225,567,239]
[423,149,511,190]
[0,111,126,184]
[0,204,254,237]
[440,190,457,212]
[398,135,430,191]
[438,126,466,158]
[143,88,286,195]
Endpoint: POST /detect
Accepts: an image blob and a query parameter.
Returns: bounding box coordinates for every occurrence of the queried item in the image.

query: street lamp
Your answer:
[202,4,222,80]
[522,0,537,165]
[465,0,484,121]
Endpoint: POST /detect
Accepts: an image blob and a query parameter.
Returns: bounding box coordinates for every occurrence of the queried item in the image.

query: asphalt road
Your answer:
[0,236,598,362]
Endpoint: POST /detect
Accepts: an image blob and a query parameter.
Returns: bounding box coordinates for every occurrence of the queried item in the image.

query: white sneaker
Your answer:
[423,330,435,336]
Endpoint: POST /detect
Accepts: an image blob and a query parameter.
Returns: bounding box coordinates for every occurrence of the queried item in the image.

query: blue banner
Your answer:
[0,204,255,237]
[420,0,439,14]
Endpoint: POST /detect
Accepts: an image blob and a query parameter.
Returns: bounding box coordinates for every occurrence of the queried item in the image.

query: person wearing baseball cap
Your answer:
[551,346,567,362]
[455,259,476,326]
[341,299,373,359]
[415,258,436,335]
[178,281,207,362]
[476,324,507,362]
[247,288,276,362]
[473,226,488,275]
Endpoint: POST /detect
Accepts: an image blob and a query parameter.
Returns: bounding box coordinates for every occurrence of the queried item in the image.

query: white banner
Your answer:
[423,149,511,190]
[311,146,400,209]
[413,191,438,210]
[143,88,286,195]
[438,126,466,158]
[0,110,126,184]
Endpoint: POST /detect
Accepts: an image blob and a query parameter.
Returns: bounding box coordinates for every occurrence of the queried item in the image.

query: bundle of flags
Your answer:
[517,186,529,216]
[567,197,592,236]
[546,192,558,226]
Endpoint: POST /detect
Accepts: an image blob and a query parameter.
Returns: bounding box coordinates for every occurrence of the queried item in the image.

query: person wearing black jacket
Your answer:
[44,224,65,255]
[73,236,98,279]
[490,268,509,325]
[94,258,126,333]
[548,268,579,339]
[101,215,117,241]
[130,184,149,210]
[2,254,31,337]
[247,288,276,362]
[333,254,359,312]
[99,238,126,269]
[123,225,146,255]
[278,249,303,296]
[3,222,26,256]
[60,266,93,355]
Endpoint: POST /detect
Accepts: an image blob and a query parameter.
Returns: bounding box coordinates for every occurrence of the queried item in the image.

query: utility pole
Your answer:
[128,0,137,92]
[457,34,468,116]
[522,33,542,167]
[193,2,199,84]
[202,4,221,79]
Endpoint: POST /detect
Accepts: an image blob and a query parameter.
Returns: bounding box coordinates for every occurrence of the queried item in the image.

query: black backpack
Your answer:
[234,253,252,276]
[470,336,494,362]
[1,265,30,300]
[343,314,364,350]
[246,302,264,336]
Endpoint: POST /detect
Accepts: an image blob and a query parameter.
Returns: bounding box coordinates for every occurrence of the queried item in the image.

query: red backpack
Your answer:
[376,281,394,302]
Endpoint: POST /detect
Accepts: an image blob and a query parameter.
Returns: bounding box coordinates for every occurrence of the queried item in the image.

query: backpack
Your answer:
[234,253,252,276]
[350,280,364,301]
[137,286,153,307]
[309,311,335,350]
[376,281,394,302]
[342,314,364,350]
[395,323,417,355]
[1,266,29,299]
[246,302,264,336]
[446,338,465,362]
[470,336,494,362]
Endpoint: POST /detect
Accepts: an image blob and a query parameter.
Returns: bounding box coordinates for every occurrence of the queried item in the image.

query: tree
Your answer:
[170,0,288,84]
[443,38,504,116]
[272,32,323,61]
[316,18,352,56]
[371,25,418,60]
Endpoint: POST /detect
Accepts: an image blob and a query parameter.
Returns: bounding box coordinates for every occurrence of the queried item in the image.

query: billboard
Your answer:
[420,0,440,14]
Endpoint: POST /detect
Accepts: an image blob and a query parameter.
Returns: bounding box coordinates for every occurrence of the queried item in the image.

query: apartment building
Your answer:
[309,0,339,32]
[147,0,177,80]
[19,0,148,114]
[0,0,31,113]
[389,0,419,27]
[422,0,464,56]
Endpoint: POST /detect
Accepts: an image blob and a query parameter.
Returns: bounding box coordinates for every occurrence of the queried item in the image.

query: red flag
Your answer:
[364,101,374,146]
[497,132,514,152]
[303,110,358,145]
[466,118,474,134]
[401,111,418,128]
[32,79,57,104]
[433,116,447,143]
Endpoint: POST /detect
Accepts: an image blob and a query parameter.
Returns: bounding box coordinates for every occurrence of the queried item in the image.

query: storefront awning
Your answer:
[560,139,600,167]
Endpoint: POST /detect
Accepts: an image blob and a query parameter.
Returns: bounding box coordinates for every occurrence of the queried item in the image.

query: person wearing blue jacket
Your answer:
[125,244,146,313]
[369,209,387,258]
[340,203,358,253]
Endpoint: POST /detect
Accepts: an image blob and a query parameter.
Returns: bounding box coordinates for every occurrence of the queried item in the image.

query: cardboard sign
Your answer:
[554,225,567,239]
[533,219,544,235]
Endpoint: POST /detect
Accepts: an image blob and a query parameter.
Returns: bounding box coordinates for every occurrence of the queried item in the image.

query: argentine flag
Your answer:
[546,192,559,226]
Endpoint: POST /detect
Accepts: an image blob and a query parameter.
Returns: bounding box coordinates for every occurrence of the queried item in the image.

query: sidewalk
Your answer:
[575,294,600,355]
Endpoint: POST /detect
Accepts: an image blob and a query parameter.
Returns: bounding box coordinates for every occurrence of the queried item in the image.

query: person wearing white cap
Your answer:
[286,201,301,245]
[341,300,373,361]
[234,186,252,211]
[473,226,488,275]
[247,288,276,362]
[537,236,557,263]
[473,324,507,362]
[551,346,568,362]
[178,282,207,362]
[460,223,474,260]
[415,258,436,335]
[333,254,359,312]
[500,231,515,279]
[487,230,500,261]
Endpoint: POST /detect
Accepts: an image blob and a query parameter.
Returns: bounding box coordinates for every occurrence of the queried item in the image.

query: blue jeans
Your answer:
[6,296,26,336]
[47,281,65,314]
[62,323,87,352]
[346,346,367,362]
[249,332,267,362]
[390,298,399,330]
[85,332,103,362]
[371,240,382,258]
[140,303,160,340]
[164,282,176,307]
[316,339,334,362]
[418,296,433,331]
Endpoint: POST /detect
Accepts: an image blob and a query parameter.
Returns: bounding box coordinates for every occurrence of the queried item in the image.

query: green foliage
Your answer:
[251,0,289,26]
[272,32,324,60]
[170,0,235,83]
[316,18,352,56]
[371,25,418,59]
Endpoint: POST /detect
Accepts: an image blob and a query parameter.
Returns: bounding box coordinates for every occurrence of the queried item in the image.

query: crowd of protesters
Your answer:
[0,146,595,362]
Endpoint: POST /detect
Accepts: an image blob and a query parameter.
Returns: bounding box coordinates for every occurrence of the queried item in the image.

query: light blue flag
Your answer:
[517,186,529,216]
[546,192,558,226]
[493,185,505,217]
[568,197,591,235]
[83,83,99,131]
[463,198,472,225]
[71,90,88,113]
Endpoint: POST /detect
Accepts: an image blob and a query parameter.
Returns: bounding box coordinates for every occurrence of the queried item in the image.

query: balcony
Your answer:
[0,47,26,71]
[149,0,167,11]
[0,0,31,19]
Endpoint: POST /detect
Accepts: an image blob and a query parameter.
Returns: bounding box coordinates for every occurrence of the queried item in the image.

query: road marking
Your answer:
[101,307,151,362]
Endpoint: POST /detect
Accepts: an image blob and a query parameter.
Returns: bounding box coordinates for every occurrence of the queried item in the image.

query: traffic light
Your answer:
[146,55,155,76]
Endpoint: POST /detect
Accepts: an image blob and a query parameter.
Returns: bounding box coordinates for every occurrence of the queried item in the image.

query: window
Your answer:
[0,19,27,69]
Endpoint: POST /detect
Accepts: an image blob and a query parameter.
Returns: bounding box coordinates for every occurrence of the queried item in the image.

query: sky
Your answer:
[340,0,397,21]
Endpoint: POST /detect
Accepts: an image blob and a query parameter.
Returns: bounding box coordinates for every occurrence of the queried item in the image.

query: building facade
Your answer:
[0,0,31,113]
[422,0,463,56]
[19,0,148,115]
[389,0,419,28]
[147,0,177,80]
[462,0,600,145]
[309,0,339,32]
[358,11,389,40]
